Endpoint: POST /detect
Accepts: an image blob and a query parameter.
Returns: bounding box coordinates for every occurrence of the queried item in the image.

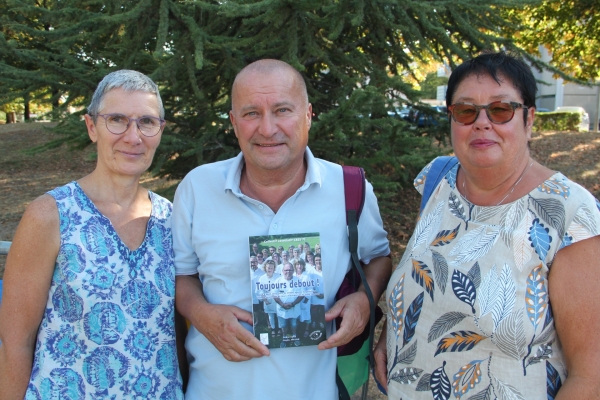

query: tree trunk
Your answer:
[24,93,31,121]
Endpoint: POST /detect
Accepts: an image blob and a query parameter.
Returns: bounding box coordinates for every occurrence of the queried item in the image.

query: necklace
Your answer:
[462,160,535,206]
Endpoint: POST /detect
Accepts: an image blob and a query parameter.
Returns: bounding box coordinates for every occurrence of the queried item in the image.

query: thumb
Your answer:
[324,300,345,322]
[232,307,254,325]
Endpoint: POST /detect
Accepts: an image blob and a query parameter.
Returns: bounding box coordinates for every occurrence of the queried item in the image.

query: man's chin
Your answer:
[249,155,290,171]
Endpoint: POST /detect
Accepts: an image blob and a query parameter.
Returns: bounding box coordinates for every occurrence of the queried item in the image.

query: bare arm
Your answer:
[319,255,392,350]
[175,274,270,362]
[0,195,59,399]
[550,235,600,399]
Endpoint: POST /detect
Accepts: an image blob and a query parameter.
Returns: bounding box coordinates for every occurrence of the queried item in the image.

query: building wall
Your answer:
[533,47,599,130]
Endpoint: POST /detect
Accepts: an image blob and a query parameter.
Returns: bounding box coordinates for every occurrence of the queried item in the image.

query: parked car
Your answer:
[413,105,447,127]
[536,107,551,113]
[387,108,411,120]
[554,106,590,132]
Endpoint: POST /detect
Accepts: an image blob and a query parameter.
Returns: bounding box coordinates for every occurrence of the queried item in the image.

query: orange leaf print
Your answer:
[430,224,461,247]
[435,331,487,356]
[412,259,435,301]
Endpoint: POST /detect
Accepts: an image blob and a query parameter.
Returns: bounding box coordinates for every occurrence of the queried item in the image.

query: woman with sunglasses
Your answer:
[0,70,184,398]
[375,52,600,399]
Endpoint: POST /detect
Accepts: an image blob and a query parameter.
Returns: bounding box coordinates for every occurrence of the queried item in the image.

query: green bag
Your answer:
[337,340,370,395]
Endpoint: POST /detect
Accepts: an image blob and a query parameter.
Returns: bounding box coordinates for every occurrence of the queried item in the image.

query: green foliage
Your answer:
[419,72,449,100]
[0,0,538,216]
[0,100,23,114]
[533,111,585,132]
[505,0,600,81]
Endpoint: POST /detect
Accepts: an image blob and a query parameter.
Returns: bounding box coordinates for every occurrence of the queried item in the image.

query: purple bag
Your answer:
[335,166,382,359]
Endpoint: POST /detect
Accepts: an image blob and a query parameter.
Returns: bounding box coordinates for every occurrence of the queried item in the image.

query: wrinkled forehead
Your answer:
[231,68,307,110]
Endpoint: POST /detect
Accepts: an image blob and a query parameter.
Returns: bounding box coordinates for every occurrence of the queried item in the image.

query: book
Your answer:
[249,232,326,348]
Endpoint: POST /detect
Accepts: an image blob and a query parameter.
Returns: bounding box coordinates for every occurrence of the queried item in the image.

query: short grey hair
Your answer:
[88,70,164,122]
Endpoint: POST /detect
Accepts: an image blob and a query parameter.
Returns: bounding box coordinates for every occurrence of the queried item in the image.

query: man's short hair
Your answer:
[88,70,164,122]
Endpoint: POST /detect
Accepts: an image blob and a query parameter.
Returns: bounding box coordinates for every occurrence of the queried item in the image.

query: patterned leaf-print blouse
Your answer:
[26,182,183,400]
[386,158,600,400]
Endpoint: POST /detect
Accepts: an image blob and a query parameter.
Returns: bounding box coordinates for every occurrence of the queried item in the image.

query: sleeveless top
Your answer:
[26,182,183,400]
[386,158,600,400]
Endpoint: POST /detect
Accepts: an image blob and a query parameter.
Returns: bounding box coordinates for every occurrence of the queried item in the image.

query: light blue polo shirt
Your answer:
[173,147,390,400]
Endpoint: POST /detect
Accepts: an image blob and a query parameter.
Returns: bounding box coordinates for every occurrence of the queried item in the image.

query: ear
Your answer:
[525,106,535,141]
[229,110,239,138]
[84,114,98,143]
[306,103,313,127]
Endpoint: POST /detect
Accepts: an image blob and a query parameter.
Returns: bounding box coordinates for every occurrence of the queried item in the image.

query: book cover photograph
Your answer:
[249,233,325,348]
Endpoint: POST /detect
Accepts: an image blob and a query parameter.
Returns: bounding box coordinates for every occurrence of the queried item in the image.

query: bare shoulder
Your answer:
[21,193,59,225]
[10,194,60,253]
[550,235,600,284]
[553,235,600,265]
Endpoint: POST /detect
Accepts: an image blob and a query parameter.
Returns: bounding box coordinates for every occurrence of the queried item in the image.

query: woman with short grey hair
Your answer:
[0,70,184,398]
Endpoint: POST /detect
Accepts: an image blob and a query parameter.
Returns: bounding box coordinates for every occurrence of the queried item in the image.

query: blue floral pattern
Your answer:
[26,182,183,399]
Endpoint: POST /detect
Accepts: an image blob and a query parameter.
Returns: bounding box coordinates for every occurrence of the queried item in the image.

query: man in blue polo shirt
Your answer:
[173,59,391,399]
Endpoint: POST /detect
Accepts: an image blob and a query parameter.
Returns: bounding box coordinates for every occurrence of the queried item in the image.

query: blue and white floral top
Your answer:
[26,182,183,400]
[386,158,600,400]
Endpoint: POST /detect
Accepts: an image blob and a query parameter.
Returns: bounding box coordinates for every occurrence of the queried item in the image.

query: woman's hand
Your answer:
[373,321,388,393]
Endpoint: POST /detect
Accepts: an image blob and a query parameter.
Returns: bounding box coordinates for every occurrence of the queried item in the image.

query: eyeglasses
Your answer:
[91,113,165,137]
[448,101,528,125]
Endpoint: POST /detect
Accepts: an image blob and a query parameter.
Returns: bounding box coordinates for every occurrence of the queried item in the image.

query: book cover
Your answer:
[249,232,326,348]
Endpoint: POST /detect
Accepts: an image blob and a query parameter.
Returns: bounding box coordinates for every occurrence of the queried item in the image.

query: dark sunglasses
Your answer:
[448,101,528,125]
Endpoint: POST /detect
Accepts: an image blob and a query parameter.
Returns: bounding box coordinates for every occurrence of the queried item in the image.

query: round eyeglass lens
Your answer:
[105,115,130,134]
[137,117,162,135]
[452,104,478,124]
[487,102,515,123]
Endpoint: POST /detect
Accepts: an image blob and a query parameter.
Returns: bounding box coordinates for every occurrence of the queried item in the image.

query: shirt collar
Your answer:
[224,147,322,196]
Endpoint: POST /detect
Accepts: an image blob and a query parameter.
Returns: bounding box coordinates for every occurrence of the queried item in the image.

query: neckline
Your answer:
[72,181,154,253]
[453,167,562,208]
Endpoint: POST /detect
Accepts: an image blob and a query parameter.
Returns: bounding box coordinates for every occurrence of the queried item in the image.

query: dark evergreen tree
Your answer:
[0,0,536,212]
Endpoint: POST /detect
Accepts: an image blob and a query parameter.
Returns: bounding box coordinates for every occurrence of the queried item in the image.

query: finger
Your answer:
[324,301,343,322]
[223,340,267,362]
[231,307,255,326]
[223,351,252,362]
[238,332,270,357]
[374,365,388,392]
[317,325,352,350]
[373,351,388,391]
